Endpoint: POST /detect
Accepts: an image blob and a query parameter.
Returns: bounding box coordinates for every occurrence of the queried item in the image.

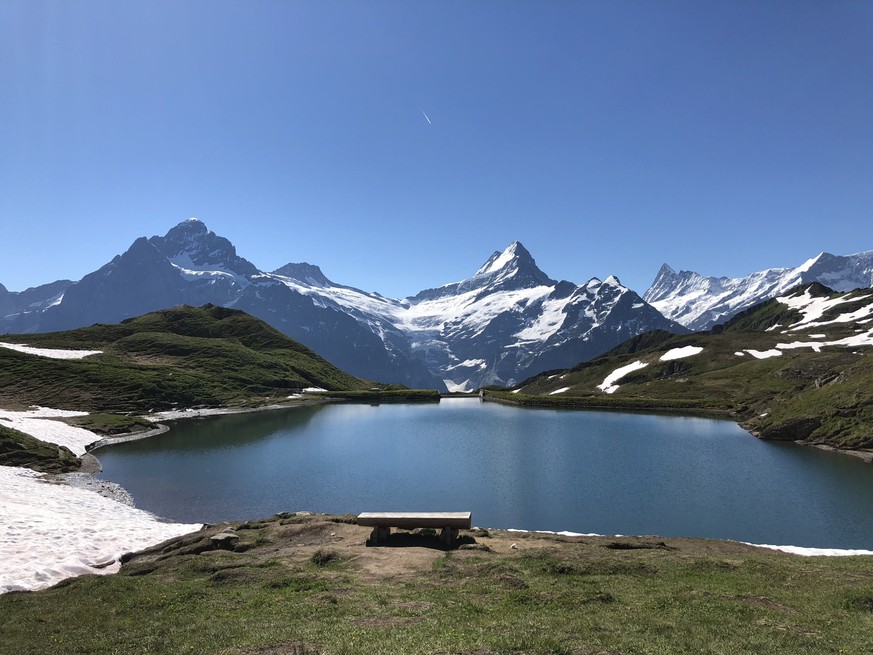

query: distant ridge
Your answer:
[645,250,873,331]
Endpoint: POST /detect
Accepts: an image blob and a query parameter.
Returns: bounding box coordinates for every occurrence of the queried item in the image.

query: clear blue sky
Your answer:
[2,1,872,297]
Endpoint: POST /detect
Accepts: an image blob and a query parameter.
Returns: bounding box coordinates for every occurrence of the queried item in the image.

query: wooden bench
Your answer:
[357,512,472,547]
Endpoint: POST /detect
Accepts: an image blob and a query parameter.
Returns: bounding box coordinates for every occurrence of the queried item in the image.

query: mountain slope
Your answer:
[0,220,443,390]
[267,241,687,390]
[1,219,685,390]
[496,284,873,451]
[645,250,873,331]
[0,304,371,413]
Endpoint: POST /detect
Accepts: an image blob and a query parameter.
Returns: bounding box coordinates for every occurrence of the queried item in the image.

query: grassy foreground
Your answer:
[2,514,872,655]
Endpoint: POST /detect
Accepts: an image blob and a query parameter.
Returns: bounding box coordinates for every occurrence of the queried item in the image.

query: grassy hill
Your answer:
[2,513,873,655]
[0,304,374,414]
[488,284,873,451]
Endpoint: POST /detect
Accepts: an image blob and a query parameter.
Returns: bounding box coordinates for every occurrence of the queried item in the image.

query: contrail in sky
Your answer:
[420,108,432,125]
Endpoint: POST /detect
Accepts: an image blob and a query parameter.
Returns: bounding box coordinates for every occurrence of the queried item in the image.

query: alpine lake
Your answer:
[96,398,873,550]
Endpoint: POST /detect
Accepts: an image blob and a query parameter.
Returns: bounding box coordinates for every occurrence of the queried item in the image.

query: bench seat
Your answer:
[357,512,472,547]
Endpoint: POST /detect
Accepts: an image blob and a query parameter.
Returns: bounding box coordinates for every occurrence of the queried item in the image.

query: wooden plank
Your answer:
[357,512,472,530]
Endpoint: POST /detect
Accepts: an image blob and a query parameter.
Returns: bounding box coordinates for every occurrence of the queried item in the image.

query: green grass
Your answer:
[2,515,872,655]
[0,424,80,473]
[0,304,373,414]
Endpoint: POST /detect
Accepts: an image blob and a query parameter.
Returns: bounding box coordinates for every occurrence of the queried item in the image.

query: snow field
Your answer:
[0,466,201,593]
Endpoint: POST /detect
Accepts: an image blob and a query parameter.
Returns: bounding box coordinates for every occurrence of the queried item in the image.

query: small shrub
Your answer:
[310,548,341,567]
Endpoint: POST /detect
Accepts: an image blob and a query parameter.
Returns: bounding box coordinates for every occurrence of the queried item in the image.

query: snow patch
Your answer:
[777,341,824,353]
[745,542,873,557]
[446,359,487,372]
[659,346,703,361]
[744,349,782,359]
[0,342,102,360]
[597,360,648,394]
[549,387,571,395]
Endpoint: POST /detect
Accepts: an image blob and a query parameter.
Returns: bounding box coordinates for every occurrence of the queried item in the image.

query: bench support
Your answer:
[358,512,472,548]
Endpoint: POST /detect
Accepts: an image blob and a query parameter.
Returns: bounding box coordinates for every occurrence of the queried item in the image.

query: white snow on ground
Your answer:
[146,407,256,422]
[777,288,873,329]
[0,342,103,360]
[168,253,251,289]
[445,359,487,371]
[504,527,873,556]
[443,379,472,393]
[744,349,782,359]
[597,360,648,394]
[514,296,567,343]
[511,388,522,394]
[659,345,703,361]
[303,387,327,393]
[744,543,873,557]
[735,351,745,357]
[777,341,824,353]
[0,466,201,593]
[549,387,571,395]
[0,407,95,456]
[829,331,873,348]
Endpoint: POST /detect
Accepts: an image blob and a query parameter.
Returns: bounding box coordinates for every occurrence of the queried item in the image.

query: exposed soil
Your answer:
[122,512,769,586]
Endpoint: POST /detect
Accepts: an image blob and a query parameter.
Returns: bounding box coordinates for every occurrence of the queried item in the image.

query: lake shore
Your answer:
[481,390,873,462]
[4,397,873,596]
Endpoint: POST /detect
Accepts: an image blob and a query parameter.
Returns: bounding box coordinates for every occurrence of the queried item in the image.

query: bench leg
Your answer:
[439,526,459,547]
[368,526,390,545]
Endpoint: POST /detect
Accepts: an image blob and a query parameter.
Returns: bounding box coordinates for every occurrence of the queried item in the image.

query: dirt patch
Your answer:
[119,514,778,590]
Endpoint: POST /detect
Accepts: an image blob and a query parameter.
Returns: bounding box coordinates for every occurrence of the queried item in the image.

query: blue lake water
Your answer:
[96,398,873,549]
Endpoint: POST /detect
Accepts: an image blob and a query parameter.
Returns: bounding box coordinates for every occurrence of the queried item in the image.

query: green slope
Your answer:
[0,424,81,473]
[489,285,873,451]
[0,304,372,414]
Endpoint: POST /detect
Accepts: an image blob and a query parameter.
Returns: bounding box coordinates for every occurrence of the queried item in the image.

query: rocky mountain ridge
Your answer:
[645,250,873,331]
[0,219,684,390]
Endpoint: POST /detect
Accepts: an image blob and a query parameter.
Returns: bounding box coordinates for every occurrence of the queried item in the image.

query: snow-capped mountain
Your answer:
[1,219,685,390]
[644,251,873,332]
[259,240,686,390]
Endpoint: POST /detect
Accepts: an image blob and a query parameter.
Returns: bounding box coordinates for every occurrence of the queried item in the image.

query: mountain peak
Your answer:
[470,241,554,291]
[150,219,259,277]
[167,217,208,236]
[273,262,333,287]
[475,241,535,277]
